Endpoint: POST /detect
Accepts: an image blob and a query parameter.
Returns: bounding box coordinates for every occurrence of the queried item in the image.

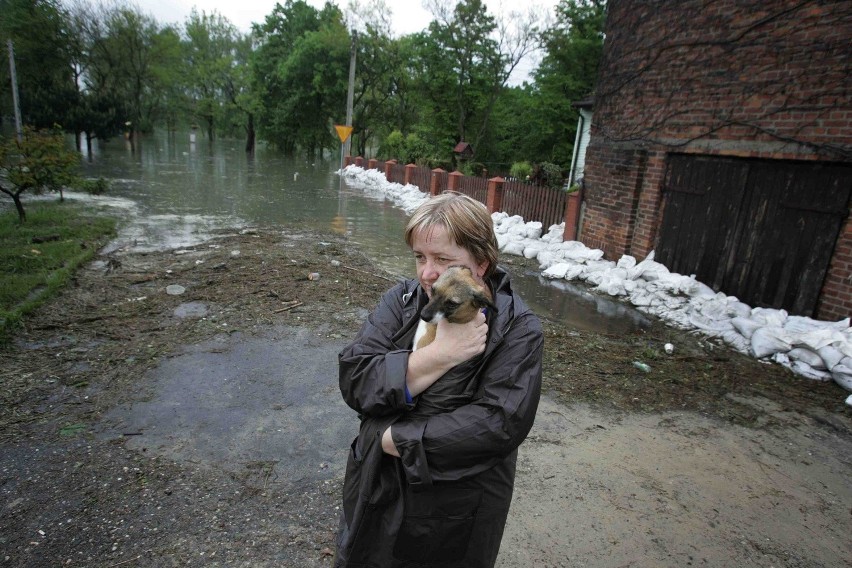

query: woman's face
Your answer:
[411,224,488,298]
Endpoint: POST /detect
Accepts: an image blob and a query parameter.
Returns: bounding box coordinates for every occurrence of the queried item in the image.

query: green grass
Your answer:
[0,200,117,339]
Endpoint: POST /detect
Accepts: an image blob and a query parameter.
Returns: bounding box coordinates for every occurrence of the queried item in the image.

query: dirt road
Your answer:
[1,229,849,567]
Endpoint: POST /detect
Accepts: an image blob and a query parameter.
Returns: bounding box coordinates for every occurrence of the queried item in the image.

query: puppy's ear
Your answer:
[474,290,497,312]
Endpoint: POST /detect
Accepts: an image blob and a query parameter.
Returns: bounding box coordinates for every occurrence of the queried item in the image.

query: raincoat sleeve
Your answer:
[391,312,543,486]
[339,282,416,417]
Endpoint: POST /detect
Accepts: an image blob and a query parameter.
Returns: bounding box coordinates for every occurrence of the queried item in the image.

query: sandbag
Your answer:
[750,327,792,358]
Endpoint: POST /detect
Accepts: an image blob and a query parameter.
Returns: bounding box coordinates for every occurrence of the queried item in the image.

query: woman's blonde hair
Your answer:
[404,192,498,278]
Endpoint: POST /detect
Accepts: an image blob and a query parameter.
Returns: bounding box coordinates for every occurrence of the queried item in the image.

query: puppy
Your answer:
[412,266,496,351]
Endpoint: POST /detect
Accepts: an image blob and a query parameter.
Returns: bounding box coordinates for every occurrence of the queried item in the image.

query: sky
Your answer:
[130,0,560,84]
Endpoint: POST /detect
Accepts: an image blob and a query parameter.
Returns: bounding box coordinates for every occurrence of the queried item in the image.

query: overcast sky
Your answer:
[130,0,559,84]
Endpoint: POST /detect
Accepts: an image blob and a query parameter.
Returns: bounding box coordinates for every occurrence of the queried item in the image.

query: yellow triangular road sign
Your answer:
[335,125,353,143]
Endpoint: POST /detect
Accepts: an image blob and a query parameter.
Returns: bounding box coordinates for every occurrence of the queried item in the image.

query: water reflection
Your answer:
[77,132,649,334]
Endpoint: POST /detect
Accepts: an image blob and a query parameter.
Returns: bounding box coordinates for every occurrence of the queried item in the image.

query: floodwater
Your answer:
[79,132,648,334]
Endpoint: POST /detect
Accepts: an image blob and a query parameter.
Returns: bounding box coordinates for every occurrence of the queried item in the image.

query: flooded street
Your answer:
[80,132,648,334]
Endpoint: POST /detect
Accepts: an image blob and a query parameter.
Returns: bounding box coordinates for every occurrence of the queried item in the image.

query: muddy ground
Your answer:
[1,227,850,567]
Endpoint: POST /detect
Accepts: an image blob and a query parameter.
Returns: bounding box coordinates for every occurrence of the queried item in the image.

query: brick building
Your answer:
[579,0,851,320]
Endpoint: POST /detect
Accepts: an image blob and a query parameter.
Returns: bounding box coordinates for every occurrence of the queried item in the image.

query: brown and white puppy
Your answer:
[412,266,496,351]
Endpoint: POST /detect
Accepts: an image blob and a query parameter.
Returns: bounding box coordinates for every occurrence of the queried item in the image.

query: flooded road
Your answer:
[79,132,648,334]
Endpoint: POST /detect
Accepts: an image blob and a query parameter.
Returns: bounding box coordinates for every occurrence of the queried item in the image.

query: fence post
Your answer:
[355,156,364,167]
[404,163,416,186]
[563,189,583,241]
[368,158,377,170]
[344,156,353,167]
[486,176,505,214]
[384,159,396,183]
[430,168,445,196]
[448,171,462,192]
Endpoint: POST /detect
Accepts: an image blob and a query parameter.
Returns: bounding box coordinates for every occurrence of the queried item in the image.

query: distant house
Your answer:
[578,0,851,320]
[568,97,593,188]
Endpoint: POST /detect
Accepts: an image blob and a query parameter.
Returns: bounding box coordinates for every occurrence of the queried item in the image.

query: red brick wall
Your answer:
[581,0,851,320]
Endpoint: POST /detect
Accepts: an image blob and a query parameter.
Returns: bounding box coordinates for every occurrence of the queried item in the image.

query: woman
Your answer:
[335,192,543,568]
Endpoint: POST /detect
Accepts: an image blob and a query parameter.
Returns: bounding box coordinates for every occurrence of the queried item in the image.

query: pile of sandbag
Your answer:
[491,213,852,395]
[339,166,427,213]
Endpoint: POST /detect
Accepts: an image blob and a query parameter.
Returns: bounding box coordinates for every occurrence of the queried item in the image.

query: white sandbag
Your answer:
[731,317,763,339]
[784,315,851,334]
[689,311,735,334]
[523,243,544,259]
[791,361,833,381]
[689,281,717,299]
[507,223,530,237]
[638,263,670,282]
[537,251,558,270]
[750,326,792,358]
[502,241,526,256]
[728,301,752,319]
[491,211,508,223]
[750,307,789,327]
[817,344,845,370]
[595,275,628,296]
[565,264,587,280]
[830,366,852,391]
[720,330,750,353]
[496,233,509,249]
[542,263,572,279]
[629,289,655,307]
[792,328,847,352]
[616,255,637,269]
[524,221,543,239]
[564,247,605,262]
[787,347,827,370]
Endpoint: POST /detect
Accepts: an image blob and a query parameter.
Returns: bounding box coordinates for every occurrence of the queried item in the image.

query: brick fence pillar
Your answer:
[344,156,353,167]
[404,163,416,186]
[384,159,397,182]
[430,168,445,196]
[354,156,364,167]
[486,176,505,213]
[368,158,377,170]
[563,190,583,241]
[448,171,462,192]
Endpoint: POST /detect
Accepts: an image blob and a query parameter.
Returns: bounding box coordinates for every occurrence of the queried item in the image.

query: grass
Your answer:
[0,200,117,339]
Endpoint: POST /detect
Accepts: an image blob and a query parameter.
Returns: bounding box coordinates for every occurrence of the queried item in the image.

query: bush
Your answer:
[77,177,109,195]
[531,161,566,189]
[510,161,532,181]
[380,130,406,162]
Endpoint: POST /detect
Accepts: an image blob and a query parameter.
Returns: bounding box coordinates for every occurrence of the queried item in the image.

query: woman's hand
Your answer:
[431,311,488,367]
[405,311,488,397]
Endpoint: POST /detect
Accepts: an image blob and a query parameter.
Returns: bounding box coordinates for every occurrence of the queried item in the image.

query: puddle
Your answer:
[99,325,358,486]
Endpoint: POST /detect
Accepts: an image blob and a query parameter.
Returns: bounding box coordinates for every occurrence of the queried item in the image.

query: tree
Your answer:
[252,0,348,156]
[0,0,77,130]
[0,128,80,222]
[411,0,541,166]
[529,0,606,166]
[182,9,241,142]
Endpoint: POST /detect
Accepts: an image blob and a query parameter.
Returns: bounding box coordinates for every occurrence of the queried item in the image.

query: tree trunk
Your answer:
[86,133,93,162]
[12,193,26,223]
[245,113,255,154]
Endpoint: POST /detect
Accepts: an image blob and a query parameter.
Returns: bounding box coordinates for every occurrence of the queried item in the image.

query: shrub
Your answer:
[510,161,533,181]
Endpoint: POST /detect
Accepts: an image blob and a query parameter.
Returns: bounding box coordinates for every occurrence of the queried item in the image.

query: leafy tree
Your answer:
[530,0,606,166]
[404,0,541,167]
[79,2,182,137]
[252,0,348,156]
[182,9,241,142]
[0,0,77,130]
[0,128,80,222]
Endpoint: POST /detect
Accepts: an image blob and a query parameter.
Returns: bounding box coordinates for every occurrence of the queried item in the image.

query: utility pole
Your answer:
[7,39,23,142]
[342,30,357,168]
